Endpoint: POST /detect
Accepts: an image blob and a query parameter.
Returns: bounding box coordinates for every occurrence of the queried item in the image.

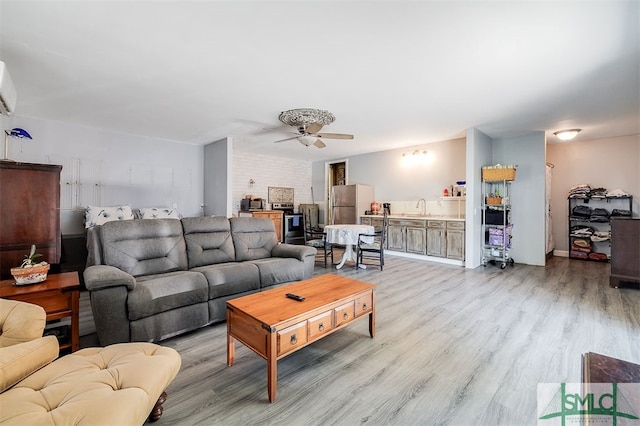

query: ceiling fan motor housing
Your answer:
[279,108,336,127]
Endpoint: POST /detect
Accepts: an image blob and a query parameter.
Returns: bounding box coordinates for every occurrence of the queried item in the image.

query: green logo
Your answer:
[538,383,639,426]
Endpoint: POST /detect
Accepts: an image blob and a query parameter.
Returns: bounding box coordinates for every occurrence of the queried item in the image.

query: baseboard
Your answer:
[553,250,569,258]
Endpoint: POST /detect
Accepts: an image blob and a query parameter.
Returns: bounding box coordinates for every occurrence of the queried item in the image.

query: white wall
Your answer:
[204,138,231,217]
[0,115,204,234]
[547,134,640,254]
[466,128,494,268]
[312,138,466,222]
[492,132,547,266]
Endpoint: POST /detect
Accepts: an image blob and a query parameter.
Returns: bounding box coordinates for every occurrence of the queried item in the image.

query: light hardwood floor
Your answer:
[79,255,640,425]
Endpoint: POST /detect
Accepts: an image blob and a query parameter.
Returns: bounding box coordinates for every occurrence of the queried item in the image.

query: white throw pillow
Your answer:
[138,207,181,219]
[85,205,135,228]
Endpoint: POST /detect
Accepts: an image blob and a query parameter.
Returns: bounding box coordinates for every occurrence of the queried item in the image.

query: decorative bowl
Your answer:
[10,263,50,285]
[456,180,466,185]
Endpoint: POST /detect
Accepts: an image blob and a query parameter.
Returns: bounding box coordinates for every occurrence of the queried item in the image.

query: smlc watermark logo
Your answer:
[538,383,640,425]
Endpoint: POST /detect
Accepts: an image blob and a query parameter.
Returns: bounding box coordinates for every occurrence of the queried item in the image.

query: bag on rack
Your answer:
[484,208,510,225]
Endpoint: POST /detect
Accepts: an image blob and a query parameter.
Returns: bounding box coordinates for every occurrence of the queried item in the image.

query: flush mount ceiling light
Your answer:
[553,129,581,141]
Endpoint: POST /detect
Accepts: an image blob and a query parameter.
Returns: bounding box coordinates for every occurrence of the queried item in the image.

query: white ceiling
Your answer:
[1,1,638,161]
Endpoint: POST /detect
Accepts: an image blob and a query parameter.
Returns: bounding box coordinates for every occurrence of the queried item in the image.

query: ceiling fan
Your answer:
[274,108,354,149]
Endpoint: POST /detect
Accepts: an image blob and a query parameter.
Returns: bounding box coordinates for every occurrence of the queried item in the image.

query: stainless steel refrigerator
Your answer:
[331,184,375,224]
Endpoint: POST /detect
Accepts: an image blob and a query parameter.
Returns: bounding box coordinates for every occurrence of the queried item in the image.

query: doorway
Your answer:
[325,160,347,225]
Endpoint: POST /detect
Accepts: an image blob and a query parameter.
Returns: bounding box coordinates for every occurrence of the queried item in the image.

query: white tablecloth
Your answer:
[324,224,374,269]
[324,224,374,245]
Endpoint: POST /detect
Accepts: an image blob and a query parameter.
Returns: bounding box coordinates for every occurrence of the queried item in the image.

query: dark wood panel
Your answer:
[0,162,62,279]
[610,218,640,288]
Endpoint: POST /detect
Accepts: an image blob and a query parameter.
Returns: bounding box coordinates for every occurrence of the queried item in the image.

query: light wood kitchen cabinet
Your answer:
[406,227,426,255]
[426,221,446,257]
[387,223,405,251]
[251,210,283,242]
[446,221,465,260]
[388,218,426,254]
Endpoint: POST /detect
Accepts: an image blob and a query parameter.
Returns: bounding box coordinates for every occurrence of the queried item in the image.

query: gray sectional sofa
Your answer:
[83,216,316,345]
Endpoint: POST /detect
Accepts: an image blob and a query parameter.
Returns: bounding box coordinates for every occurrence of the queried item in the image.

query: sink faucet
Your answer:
[416,198,426,216]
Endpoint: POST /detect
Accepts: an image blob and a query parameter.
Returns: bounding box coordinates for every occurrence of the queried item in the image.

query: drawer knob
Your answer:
[318,323,324,331]
[290,334,297,345]
[362,303,367,311]
[343,312,349,320]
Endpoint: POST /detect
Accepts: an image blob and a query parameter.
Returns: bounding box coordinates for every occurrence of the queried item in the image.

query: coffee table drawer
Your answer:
[277,321,308,356]
[308,310,333,339]
[335,301,355,327]
[354,293,373,318]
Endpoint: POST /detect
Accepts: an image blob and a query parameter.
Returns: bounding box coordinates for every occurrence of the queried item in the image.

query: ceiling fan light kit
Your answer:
[274,108,354,149]
[553,128,581,141]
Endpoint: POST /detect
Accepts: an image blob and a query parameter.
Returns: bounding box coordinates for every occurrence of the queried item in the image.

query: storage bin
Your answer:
[482,167,516,182]
[487,225,513,248]
[484,208,510,225]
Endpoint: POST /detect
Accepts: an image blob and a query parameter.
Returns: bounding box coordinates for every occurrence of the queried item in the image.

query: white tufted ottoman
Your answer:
[0,342,181,425]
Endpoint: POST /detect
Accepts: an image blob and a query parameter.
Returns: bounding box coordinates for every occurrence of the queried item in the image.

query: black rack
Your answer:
[568,195,633,262]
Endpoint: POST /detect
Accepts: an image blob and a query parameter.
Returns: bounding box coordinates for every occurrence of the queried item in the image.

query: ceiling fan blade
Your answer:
[316,133,354,140]
[313,139,326,148]
[274,135,300,143]
[306,123,323,134]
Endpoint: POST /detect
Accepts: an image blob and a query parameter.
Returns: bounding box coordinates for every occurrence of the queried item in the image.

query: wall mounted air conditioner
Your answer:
[0,61,17,115]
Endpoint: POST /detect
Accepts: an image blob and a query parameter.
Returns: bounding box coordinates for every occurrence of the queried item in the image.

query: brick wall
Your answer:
[232,152,313,213]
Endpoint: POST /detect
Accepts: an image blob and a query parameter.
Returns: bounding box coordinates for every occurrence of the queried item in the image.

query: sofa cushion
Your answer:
[182,216,236,268]
[128,271,208,321]
[0,342,180,426]
[250,257,306,288]
[229,217,278,261]
[100,218,188,277]
[130,303,209,343]
[192,262,261,299]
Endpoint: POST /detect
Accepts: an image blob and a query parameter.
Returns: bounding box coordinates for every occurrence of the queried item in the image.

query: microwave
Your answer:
[241,198,264,211]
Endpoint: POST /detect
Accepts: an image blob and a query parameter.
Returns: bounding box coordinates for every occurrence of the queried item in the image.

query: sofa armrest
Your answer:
[272,243,317,261]
[0,299,47,347]
[0,335,59,392]
[84,265,136,291]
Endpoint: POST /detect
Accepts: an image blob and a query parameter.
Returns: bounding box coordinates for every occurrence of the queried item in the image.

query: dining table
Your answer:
[323,224,374,269]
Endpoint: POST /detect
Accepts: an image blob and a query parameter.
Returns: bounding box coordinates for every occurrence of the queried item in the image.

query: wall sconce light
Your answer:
[402,150,428,157]
[2,128,32,162]
[553,129,581,141]
[249,178,255,188]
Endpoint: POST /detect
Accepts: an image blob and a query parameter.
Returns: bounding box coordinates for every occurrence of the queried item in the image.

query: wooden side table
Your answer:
[0,271,80,352]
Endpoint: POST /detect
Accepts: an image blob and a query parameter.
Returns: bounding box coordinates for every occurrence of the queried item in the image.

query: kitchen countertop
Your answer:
[361,214,465,221]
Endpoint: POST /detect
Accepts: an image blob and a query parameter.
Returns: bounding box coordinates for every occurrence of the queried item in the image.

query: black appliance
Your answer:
[272,203,304,245]
[383,203,391,215]
[240,198,264,211]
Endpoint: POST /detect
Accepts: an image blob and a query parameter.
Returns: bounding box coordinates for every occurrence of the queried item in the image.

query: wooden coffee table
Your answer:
[226,274,375,402]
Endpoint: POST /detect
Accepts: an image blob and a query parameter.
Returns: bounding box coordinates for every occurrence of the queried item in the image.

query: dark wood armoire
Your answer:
[0,161,62,279]
[610,217,640,288]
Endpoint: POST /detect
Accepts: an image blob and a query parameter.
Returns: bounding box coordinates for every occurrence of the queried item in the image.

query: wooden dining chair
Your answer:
[302,207,333,267]
[356,211,387,270]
